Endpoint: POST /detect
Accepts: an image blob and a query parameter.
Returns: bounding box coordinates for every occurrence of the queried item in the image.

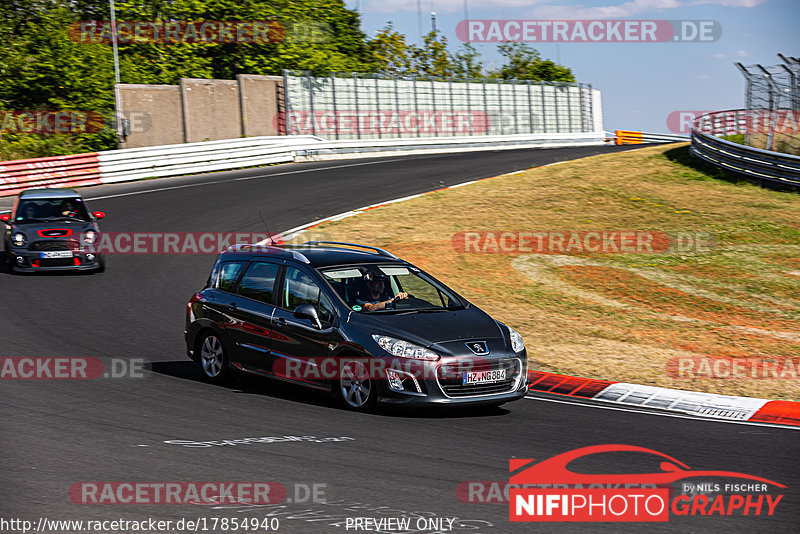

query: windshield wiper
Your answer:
[393,308,455,315]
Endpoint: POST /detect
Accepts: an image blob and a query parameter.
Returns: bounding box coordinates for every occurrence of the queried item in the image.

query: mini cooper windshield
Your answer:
[321,264,465,313]
[15,198,91,223]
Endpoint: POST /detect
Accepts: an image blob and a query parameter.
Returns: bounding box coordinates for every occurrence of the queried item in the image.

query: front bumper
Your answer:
[9,249,103,272]
[376,354,529,407]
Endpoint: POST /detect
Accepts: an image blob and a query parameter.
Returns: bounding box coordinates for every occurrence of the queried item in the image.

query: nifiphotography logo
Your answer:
[508,445,785,522]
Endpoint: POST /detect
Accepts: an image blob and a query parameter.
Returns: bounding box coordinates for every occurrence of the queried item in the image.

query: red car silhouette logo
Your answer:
[509,444,785,487]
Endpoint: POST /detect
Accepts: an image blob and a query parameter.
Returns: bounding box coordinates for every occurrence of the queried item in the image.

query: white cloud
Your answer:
[696,74,710,79]
[736,49,751,57]
[708,53,727,59]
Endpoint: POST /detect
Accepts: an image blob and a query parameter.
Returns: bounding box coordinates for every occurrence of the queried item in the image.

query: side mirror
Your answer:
[93,211,105,220]
[0,214,10,223]
[293,303,322,329]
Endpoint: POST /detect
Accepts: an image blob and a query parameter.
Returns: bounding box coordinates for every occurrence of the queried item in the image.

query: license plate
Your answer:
[463,369,506,385]
[41,251,73,258]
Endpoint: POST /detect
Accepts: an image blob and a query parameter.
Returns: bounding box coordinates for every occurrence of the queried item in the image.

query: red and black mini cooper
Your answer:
[1,188,106,273]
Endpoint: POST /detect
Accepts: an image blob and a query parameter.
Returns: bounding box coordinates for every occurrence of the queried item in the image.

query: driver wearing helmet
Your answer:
[358,271,408,311]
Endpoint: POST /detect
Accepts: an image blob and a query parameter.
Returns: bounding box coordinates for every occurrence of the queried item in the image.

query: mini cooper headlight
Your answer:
[11,232,26,247]
[83,230,97,244]
[372,335,439,361]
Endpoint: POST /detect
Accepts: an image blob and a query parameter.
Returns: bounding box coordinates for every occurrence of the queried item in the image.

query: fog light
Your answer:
[15,256,24,265]
[86,253,95,261]
[387,371,404,391]
[385,368,422,393]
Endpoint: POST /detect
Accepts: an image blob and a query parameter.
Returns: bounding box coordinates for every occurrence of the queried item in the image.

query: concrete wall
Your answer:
[117,84,183,148]
[180,78,242,143]
[238,75,282,137]
[117,76,282,148]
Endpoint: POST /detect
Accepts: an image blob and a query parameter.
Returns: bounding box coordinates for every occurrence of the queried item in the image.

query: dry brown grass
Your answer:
[291,144,800,399]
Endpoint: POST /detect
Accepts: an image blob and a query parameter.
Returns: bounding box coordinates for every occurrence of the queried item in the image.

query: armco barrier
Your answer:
[292,132,606,161]
[0,132,605,198]
[614,130,688,145]
[0,153,101,197]
[691,111,800,187]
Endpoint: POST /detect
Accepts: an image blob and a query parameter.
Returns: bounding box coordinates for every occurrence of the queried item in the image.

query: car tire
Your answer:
[337,359,377,412]
[95,256,106,273]
[197,332,231,383]
[0,251,8,274]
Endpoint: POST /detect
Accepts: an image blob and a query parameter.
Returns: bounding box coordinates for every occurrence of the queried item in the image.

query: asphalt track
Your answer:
[1,146,798,534]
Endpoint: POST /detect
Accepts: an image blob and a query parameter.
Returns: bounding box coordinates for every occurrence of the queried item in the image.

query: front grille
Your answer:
[37,258,75,267]
[29,240,76,251]
[437,358,520,397]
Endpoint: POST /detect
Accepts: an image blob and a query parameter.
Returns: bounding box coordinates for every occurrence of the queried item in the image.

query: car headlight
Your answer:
[83,230,97,244]
[372,335,439,361]
[498,322,525,353]
[11,232,26,247]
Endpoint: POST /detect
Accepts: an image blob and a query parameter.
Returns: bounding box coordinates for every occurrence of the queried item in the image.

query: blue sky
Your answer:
[345,0,799,133]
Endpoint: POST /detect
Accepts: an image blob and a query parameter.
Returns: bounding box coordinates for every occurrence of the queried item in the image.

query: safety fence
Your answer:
[281,71,600,140]
[690,110,800,187]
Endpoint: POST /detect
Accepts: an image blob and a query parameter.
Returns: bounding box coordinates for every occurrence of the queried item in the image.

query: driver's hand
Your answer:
[393,292,409,301]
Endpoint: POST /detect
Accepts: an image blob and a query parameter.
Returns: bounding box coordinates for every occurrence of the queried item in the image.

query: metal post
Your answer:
[528,80,533,133]
[431,77,436,136]
[109,0,123,144]
[375,75,381,139]
[413,76,421,137]
[353,73,360,139]
[586,83,593,133]
[553,82,561,133]
[306,72,316,136]
[465,78,473,135]
[780,64,798,113]
[394,75,401,138]
[565,83,572,132]
[331,73,339,140]
[496,78,503,135]
[540,81,546,133]
[281,70,290,135]
[512,79,519,134]
[735,63,752,145]
[482,78,489,135]
[449,77,456,136]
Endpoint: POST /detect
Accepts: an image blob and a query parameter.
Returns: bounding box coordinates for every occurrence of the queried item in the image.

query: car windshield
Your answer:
[15,198,91,222]
[320,264,465,313]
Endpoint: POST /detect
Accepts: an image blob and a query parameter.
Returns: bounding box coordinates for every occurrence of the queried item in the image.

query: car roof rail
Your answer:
[224,243,310,264]
[301,241,398,259]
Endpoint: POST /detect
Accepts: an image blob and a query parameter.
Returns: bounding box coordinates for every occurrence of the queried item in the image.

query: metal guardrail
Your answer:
[0,132,606,198]
[690,112,800,187]
[612,130,689,144]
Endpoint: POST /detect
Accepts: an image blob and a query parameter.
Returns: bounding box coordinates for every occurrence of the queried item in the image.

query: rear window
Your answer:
[237,262,280,304]
[216,261,246,293]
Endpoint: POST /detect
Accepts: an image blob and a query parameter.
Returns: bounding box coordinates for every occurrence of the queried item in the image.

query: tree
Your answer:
[492,42,575,82]
[452,43,483,79]
[367,24,413,75]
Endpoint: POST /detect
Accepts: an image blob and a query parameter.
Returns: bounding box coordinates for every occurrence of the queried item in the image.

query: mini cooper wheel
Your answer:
[198,332,230,383]
[338,359,376,411]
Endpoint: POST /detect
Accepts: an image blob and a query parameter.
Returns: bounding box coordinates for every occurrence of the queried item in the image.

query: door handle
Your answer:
[275,317,287,326]
[226,302,238,310]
